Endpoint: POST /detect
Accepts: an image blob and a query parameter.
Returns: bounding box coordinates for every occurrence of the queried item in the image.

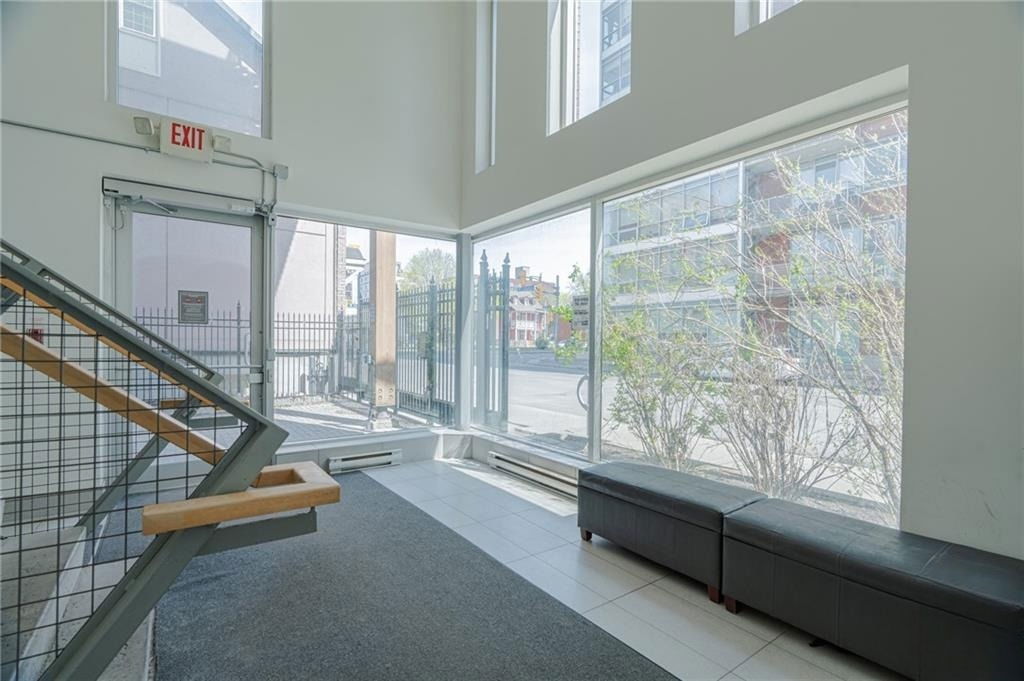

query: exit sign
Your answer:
[160,117,213,163]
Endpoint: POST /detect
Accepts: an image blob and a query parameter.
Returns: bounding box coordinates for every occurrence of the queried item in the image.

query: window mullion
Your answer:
[587,197,604,463]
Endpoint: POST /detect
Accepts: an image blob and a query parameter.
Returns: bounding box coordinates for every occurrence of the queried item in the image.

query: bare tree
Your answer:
[698,111,908,523]
[707,339,861,500]
[596,110,907,525]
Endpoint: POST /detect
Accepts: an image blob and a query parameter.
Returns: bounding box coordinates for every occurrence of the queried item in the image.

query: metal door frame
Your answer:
[103,180,271,414]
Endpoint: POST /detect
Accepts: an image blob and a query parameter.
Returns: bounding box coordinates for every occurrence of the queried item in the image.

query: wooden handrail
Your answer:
[0,278,214,406]
[141,462,341,535]
[0,324,224,465]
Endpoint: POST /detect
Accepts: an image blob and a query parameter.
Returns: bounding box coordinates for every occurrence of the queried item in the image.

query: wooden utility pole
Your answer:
[369,231,397,424]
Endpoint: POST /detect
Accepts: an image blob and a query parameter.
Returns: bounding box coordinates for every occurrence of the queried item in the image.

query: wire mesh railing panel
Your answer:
[133,306,252,401]
[0,283,249,681]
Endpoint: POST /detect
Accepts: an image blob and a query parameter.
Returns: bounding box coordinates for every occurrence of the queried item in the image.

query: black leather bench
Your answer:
[577,462,765,602]
[722,499,1024,681]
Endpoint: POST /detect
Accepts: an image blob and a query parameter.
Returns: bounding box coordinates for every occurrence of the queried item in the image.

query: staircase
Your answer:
[0,241,340,681]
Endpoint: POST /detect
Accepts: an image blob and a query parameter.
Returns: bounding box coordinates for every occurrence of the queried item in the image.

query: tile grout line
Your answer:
[647,579,786,645]
[590,590,733,680]
[724,637,773,677]
[507,555,610,612]
[577,542,669,582]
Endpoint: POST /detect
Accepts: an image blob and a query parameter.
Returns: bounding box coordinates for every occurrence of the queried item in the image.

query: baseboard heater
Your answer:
[487,452,578,499]
[326,449,402,474]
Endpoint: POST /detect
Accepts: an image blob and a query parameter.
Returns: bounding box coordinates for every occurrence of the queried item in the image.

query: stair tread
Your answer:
[0,324,225,466]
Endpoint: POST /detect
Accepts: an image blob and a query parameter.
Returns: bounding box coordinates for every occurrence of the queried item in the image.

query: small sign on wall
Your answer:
[571,294,590,331]
[178,290,209,324]
[160,117,214,163]
[358,270,370,304]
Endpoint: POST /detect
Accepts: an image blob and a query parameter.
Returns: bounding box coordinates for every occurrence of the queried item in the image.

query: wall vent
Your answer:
[487,452,577,498]
[326,449,402,474]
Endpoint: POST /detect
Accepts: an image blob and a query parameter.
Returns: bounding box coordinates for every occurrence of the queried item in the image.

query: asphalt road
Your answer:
[505,360,887,514]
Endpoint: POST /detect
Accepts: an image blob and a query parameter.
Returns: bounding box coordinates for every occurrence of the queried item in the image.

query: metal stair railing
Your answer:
[0,240,219,382]
[0,241,339,681]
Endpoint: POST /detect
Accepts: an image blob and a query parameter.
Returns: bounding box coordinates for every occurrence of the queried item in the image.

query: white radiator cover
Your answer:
[487,452,578,498]
[326,449,403,473]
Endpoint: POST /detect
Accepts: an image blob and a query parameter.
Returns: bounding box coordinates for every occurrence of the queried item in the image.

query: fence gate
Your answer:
[475,252,509,428]
[395,280,456,424]
[336,283,457,424]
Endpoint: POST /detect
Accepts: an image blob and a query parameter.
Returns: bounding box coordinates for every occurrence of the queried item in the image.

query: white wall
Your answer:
[462,1,1024,558]
[2,0,1022,559]
[1,0,463,292]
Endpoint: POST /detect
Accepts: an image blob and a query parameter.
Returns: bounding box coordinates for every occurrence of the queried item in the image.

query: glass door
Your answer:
[108,190,267,412]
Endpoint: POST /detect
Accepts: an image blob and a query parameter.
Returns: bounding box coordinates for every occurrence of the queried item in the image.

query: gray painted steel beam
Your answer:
[197,509,318,556]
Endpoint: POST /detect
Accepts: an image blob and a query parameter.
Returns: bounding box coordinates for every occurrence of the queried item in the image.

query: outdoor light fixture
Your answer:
[212,134,232,152]
[133,115,156,136]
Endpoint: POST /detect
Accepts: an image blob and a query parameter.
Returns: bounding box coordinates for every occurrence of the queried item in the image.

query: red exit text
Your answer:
[169,122,207,151]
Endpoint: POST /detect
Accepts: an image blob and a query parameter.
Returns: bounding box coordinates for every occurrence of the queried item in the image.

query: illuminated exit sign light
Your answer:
[159,117,214,163]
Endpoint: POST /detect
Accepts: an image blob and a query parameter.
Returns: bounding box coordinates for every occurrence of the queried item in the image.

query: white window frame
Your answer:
[119,0,157,38]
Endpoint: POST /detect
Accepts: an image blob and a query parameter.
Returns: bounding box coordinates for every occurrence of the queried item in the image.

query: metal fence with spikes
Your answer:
[134,282,462,425]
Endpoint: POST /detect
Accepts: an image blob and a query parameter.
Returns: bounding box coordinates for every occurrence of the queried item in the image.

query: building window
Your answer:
[121,0,156,36]
[473,209,591,456]
[116,0,266,137]
[548,0,632,133]
[601,0,630,49]
[735,0,800,35]
[599,110,908,527]
[600,47,630,101]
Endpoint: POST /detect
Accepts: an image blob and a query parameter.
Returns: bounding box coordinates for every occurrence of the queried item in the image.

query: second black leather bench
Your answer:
[577,462,765,602]
[722,499,1024,680]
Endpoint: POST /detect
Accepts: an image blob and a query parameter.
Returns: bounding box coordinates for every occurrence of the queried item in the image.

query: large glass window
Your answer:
[272,218,456,442]
[599,110,908,526]
[548,0,632,132]
[117,0,265,136]
[472,209,591,456]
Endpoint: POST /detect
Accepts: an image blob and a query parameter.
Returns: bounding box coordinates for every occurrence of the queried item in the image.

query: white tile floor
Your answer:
[363,459,907,681]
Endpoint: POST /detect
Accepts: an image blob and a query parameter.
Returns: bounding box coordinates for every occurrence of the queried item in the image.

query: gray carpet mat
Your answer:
[154,471,677,680]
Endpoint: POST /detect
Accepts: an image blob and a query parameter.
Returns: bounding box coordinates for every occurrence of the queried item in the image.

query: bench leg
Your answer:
[707,585,722,603]
[580,528,592,542]
[724,597,740,614]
